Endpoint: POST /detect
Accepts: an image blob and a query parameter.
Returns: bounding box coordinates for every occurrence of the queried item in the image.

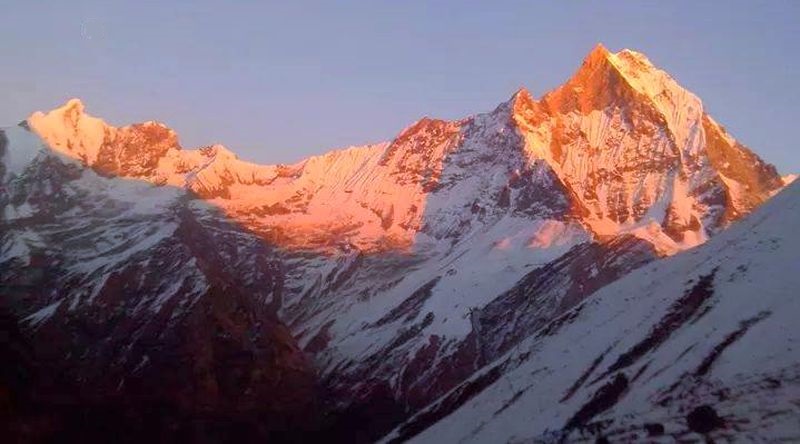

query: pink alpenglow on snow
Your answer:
[0,45,794,443]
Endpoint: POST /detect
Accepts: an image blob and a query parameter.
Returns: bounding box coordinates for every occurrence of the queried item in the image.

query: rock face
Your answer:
[0,45,790,441]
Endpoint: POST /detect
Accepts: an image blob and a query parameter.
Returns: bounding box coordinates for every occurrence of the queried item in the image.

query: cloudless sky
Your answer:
[1,1,798,173]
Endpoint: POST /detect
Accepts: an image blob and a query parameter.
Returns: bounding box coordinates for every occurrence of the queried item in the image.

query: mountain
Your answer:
[386,180,800,443]
[0,45,790,441]
[0,126,319,441]
[22,45,783,254]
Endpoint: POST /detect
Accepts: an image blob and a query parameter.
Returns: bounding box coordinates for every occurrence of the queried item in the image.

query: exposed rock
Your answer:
[686,405,725,434]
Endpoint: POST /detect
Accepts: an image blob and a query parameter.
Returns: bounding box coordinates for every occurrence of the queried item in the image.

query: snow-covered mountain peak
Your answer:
[61,97,86,114]
[545,45,702,122]
[583,42,612,65]
[613,47,655,67]
[578,44,680,96]
[27,98,110,165]
[497,46,783,253]
[609,48,704,146]
[28,97,98,136]
[25,98,182,178]
[503,87,541,122]
[509,86,535,104]
[2,48,795,443]
[16,48,786,257]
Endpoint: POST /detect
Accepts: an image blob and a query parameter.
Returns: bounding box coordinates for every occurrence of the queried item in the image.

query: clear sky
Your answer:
[1,1,798,173]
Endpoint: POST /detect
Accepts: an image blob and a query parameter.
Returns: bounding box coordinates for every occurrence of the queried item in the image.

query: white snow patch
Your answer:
[24,301,62,327]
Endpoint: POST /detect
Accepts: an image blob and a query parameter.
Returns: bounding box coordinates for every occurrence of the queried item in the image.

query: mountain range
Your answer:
[1,44,796,442]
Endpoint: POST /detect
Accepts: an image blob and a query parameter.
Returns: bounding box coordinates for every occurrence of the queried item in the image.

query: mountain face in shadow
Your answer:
[1,45,793,442]
[0,128,320,442]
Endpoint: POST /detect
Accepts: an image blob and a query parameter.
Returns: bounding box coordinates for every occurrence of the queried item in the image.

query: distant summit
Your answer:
[23,45,785,254]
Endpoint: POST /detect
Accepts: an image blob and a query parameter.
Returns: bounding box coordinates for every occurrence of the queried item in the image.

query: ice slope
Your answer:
[391,181,800,443]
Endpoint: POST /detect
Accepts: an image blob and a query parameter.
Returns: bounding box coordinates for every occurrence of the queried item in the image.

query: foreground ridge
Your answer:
[391,181,800,443]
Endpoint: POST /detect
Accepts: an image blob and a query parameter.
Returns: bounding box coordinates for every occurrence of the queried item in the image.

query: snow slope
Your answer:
[390,181,800,443]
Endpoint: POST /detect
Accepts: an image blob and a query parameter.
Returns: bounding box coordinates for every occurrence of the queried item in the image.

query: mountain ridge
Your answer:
[1,44,793,442]
[21,46,785,256]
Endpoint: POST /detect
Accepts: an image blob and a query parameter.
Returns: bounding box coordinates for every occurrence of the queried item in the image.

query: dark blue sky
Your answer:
[1,1,798,172]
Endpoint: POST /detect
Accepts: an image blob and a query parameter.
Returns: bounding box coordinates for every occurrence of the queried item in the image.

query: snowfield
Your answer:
[389,181,800,443]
